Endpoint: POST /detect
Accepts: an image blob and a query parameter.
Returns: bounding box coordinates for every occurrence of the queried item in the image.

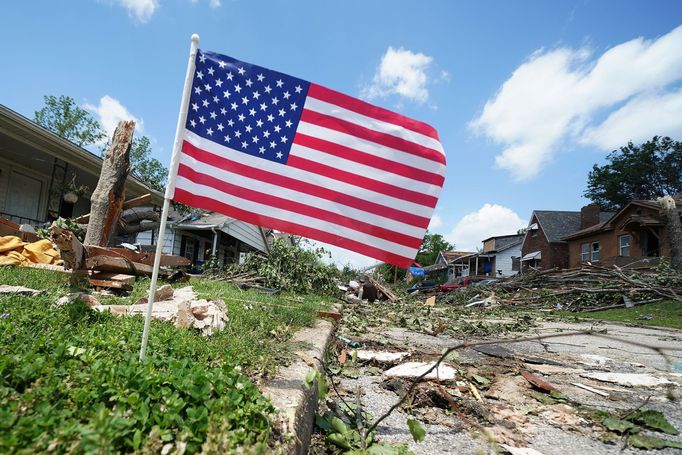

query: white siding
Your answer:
[493,244,522,277]
[136,229,176,255]
[222,221,266,253]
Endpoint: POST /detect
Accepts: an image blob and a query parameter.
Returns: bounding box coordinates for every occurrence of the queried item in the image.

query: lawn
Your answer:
[0,266,330,454]
[575,300,682,330]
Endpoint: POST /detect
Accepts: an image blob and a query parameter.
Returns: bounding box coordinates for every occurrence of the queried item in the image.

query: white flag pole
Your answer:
[139,33,200,361]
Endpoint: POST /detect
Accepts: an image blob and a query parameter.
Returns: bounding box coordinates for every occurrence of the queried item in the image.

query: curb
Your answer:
[262,318,336,454]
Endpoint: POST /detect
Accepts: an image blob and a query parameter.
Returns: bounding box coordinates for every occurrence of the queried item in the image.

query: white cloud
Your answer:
[471,25,682,181]
[113,0,159,23]
[190,0,221,7]
[85,95,144,141]
[428,214,443,230]
[363,47,434,103]
[581,89,682,149]
[446,204,526,251]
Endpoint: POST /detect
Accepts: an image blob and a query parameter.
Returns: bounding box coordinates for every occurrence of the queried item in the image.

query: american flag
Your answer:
[171,49,446,267]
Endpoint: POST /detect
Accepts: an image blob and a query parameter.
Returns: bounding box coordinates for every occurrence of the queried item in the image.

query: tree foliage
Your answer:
[34,95,106,147]
[129,136,167,192]
[416,231,454,266]
[584,136,682,211]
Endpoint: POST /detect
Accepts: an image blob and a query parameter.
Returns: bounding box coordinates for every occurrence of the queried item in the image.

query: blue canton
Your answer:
[186,50,310,164]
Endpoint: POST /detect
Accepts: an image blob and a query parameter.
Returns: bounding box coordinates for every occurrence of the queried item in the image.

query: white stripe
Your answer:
[174,175,418,258]
[297,120,445,176]
[304,96,445,156]
[289,143,442,197]
[178,153,426,239]
[182,130,435,218]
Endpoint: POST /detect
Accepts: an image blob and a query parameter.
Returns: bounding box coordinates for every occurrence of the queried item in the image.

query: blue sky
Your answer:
[3,1,682,267]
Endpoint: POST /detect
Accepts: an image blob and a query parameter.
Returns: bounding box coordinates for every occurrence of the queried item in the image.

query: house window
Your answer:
[619,235,630,257]
[591,242,600,261]
[580,243,590,262]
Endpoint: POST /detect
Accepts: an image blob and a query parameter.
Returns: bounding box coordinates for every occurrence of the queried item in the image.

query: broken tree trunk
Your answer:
[84,120,135,247]
[658,195,682,271]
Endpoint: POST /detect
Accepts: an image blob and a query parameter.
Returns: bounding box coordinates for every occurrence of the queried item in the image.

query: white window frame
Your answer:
[619,235,630,257]
[580,243,590,262]
[591,241,600,261]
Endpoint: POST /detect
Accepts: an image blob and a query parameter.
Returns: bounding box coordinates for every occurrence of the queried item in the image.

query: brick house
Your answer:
[563,198,681,267]
[520,207,613,271]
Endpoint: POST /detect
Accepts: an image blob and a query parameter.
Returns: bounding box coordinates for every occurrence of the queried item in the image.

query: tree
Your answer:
[415,231,454,266]
[129,136,167,192]
[584,136,682,211]
[34,95,106,147]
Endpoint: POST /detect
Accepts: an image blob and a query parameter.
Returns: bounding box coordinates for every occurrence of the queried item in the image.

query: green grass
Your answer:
[574,300,682,329]
[0,266,331,454]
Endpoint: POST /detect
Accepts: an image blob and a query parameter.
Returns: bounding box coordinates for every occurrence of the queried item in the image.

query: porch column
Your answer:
[211,229,219,256]
[475,256,479,277]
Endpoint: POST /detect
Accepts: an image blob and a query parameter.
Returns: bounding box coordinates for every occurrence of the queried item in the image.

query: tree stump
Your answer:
[84,121,135,247]
[658,195,682,271]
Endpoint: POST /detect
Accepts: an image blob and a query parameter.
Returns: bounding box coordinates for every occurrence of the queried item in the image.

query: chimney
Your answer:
[581,204,601,229]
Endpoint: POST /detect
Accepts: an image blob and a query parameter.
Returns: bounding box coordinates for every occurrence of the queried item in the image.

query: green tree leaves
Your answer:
[584,136,682,211]
[34,95,106,147]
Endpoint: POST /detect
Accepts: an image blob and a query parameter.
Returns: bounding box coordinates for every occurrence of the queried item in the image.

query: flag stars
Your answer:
[190,119,197,128]
[215,79,223,87]
[241,140,248,148]
[208,67,215,76]
[191,103,199,111]
[210,111,217,119]
[249,108,256,116]
[276,79,284,88]
[278,108,286,117]
[260,102,267,111]
[267,114,274,122]
[199,116,206,124]
[234,84,242,93]
[264,85,272,94]
[252,136,259,143]
[241,96,249,105]
[220,107,227,115]
[245,124,253,133]
[223,90,231,98]
[259,146,265,154]
[218,60,226,69]
[217,123,224,131]
[245,78,253,87]
[295,85,302,93]
[271,97,279,105]
[280,136,288,143]
[270,141,277,149]
[199,54,207,63]
[227,119,235,127]
[226,72,233,81]
[213,96,219,103]
[224,134,230,142]
[206,128,214,136]
[194,86,202,95]
[231,102,238,111]
[237,67,246,75]
[204,83,212,92]
[257,73,265,82]
[263,130,270,138]
[202,99,209,107]
[290,102,298,111]
[274,125,282,133]
[238,113,246,122]
[256,119,263,127]
[285,120,293,128]
[276,151,283,159]
[252,91,260,100]
[283,91,291,100]
[197,70,204,80]
[235,130,242,138]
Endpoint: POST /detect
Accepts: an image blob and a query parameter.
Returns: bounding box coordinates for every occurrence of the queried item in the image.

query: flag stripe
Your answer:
[174,188,414,267]
[181,136,433,226]
[293,133,445,187]
[178,152,426,238]
[296,121,444,176]
[177,163,423,248]
[300,109,446,165]
[303,96,444,156]
[307,83,440,141]
[173,176,417,258]
[286,155,439,208]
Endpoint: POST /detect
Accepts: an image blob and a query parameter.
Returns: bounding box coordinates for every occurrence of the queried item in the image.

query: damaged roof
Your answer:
[531,210,615,243]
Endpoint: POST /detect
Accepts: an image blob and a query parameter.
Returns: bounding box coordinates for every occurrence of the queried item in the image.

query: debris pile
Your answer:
[444,262,682,311]
[0,236,62,267]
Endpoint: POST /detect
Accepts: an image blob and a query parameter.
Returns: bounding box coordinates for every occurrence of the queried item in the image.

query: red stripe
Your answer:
[300,109,445,166]
[177,163,422,249]
[308,83,440,142]
[173,188,414,268]
[294,132,444,187]
[181,140,431,228]
[287,155,438,208]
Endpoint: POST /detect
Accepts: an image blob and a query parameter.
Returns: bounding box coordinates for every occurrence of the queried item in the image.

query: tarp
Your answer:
[0,236,62,266]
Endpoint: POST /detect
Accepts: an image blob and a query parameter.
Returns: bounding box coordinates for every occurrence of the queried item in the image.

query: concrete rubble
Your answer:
[57,285,228,336]
[384,361,457,381]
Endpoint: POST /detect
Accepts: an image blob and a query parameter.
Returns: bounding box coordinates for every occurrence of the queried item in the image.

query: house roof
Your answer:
[483,234,524,252]
[0,103,163,204]
[174,212,269,253]
[439,250,475,263]
[532,211,582,243]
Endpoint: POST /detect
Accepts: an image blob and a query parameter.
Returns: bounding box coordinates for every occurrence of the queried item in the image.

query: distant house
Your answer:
[0,103,161,225]
[563,197,681,268]
[430,250,475,281]
[520,206,613,271]
[449,234,524,279]
[137,212,269,268]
